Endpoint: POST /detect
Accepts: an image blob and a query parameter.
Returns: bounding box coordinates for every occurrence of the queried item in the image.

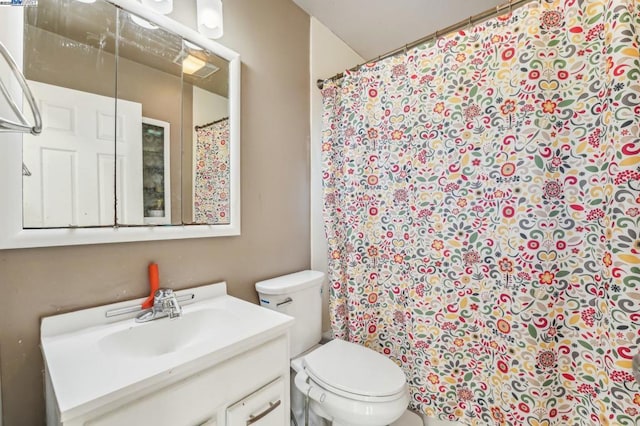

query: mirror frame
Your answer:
[0,0,241,249]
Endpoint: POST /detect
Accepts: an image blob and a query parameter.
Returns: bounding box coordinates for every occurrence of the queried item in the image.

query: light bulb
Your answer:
[131,15,158,30]
[197,0,224,39]
[201,9,221,30]
[185,40,203,51]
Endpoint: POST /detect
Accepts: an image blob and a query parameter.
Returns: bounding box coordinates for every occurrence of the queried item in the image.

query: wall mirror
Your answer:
[0,0,240,248]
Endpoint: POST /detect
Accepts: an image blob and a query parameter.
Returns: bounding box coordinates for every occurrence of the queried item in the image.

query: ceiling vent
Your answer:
[173,53,220,78]
[191,62,219,78]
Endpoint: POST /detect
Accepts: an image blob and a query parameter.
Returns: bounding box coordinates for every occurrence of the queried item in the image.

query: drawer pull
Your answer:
[276,297,293,307]
[246,400,281,425]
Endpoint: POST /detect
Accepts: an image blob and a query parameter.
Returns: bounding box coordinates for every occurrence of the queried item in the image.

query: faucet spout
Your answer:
[136,288,183,323]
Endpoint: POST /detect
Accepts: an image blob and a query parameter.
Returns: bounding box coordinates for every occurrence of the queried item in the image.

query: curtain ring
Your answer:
[468,16,472,30]
[509,0,513,14]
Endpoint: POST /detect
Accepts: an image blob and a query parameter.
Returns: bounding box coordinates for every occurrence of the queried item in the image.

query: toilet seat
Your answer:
[305,369,407,403]
[302,339,407,402]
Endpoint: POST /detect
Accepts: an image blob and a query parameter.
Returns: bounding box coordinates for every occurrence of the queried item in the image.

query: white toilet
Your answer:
[256,270,410,426]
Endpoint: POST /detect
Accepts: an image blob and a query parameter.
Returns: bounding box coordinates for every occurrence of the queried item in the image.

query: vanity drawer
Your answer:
[226,377,285,426]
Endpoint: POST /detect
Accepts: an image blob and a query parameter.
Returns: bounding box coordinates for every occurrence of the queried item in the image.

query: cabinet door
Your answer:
[84,374,221,426]
[80,336,288,426]
[226,377,285,426]
[141,117,171,225]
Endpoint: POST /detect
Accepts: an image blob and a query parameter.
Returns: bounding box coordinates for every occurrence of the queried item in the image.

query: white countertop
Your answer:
[40,282,294,422]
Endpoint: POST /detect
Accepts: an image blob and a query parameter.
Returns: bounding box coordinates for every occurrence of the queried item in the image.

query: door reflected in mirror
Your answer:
[22,0,118,228]
[21,0,231,228]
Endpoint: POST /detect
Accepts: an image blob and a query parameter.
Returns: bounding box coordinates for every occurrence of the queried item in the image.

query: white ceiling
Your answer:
[292,0,506,59]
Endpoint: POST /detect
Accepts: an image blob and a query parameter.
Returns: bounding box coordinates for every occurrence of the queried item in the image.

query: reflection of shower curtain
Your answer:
[194,118,230,224]
[321,0,640,424]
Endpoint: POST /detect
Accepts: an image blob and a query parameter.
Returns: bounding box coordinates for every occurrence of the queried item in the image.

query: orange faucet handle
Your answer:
[142,263,160,309]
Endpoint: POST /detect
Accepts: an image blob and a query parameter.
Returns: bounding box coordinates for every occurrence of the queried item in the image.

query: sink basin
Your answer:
[99,308,243,358]
[40,281,294,421]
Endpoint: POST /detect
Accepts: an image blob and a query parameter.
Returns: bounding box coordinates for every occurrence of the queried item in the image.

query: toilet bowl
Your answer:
[294,339,410,426]
[256,271,410,426]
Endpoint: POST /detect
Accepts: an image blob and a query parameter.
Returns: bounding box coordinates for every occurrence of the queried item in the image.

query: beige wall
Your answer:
[0,0,310,424]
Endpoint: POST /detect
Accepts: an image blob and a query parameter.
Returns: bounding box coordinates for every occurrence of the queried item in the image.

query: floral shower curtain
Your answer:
[194,118,230,224]
[321,0,640,424]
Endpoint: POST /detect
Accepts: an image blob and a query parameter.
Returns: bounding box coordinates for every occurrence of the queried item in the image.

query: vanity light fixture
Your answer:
[182,55,206,75]
[140,0,173,15]
[130,14,158,30]
[184,40,203,51]
[197,0,224,39]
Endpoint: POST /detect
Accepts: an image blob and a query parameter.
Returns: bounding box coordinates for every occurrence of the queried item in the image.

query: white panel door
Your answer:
[23,81,143,227]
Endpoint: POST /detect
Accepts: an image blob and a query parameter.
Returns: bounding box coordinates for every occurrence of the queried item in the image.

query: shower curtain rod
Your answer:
[194,116,229,130]
[316,0,537,90]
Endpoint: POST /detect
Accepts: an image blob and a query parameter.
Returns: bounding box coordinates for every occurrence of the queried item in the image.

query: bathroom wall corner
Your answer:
[309,17,363,333]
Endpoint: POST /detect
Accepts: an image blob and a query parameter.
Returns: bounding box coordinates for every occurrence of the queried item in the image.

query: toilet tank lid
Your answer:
[255,270,324,295]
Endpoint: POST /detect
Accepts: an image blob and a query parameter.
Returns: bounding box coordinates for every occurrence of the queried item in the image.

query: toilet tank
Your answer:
[255,270,324,358]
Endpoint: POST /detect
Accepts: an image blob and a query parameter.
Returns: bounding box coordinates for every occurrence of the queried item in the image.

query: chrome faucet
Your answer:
[136,288,183,322]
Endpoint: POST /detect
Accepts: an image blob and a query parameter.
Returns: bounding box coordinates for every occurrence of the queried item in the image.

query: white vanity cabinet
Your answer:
[78,337,288,426]
[41,283,294,426]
